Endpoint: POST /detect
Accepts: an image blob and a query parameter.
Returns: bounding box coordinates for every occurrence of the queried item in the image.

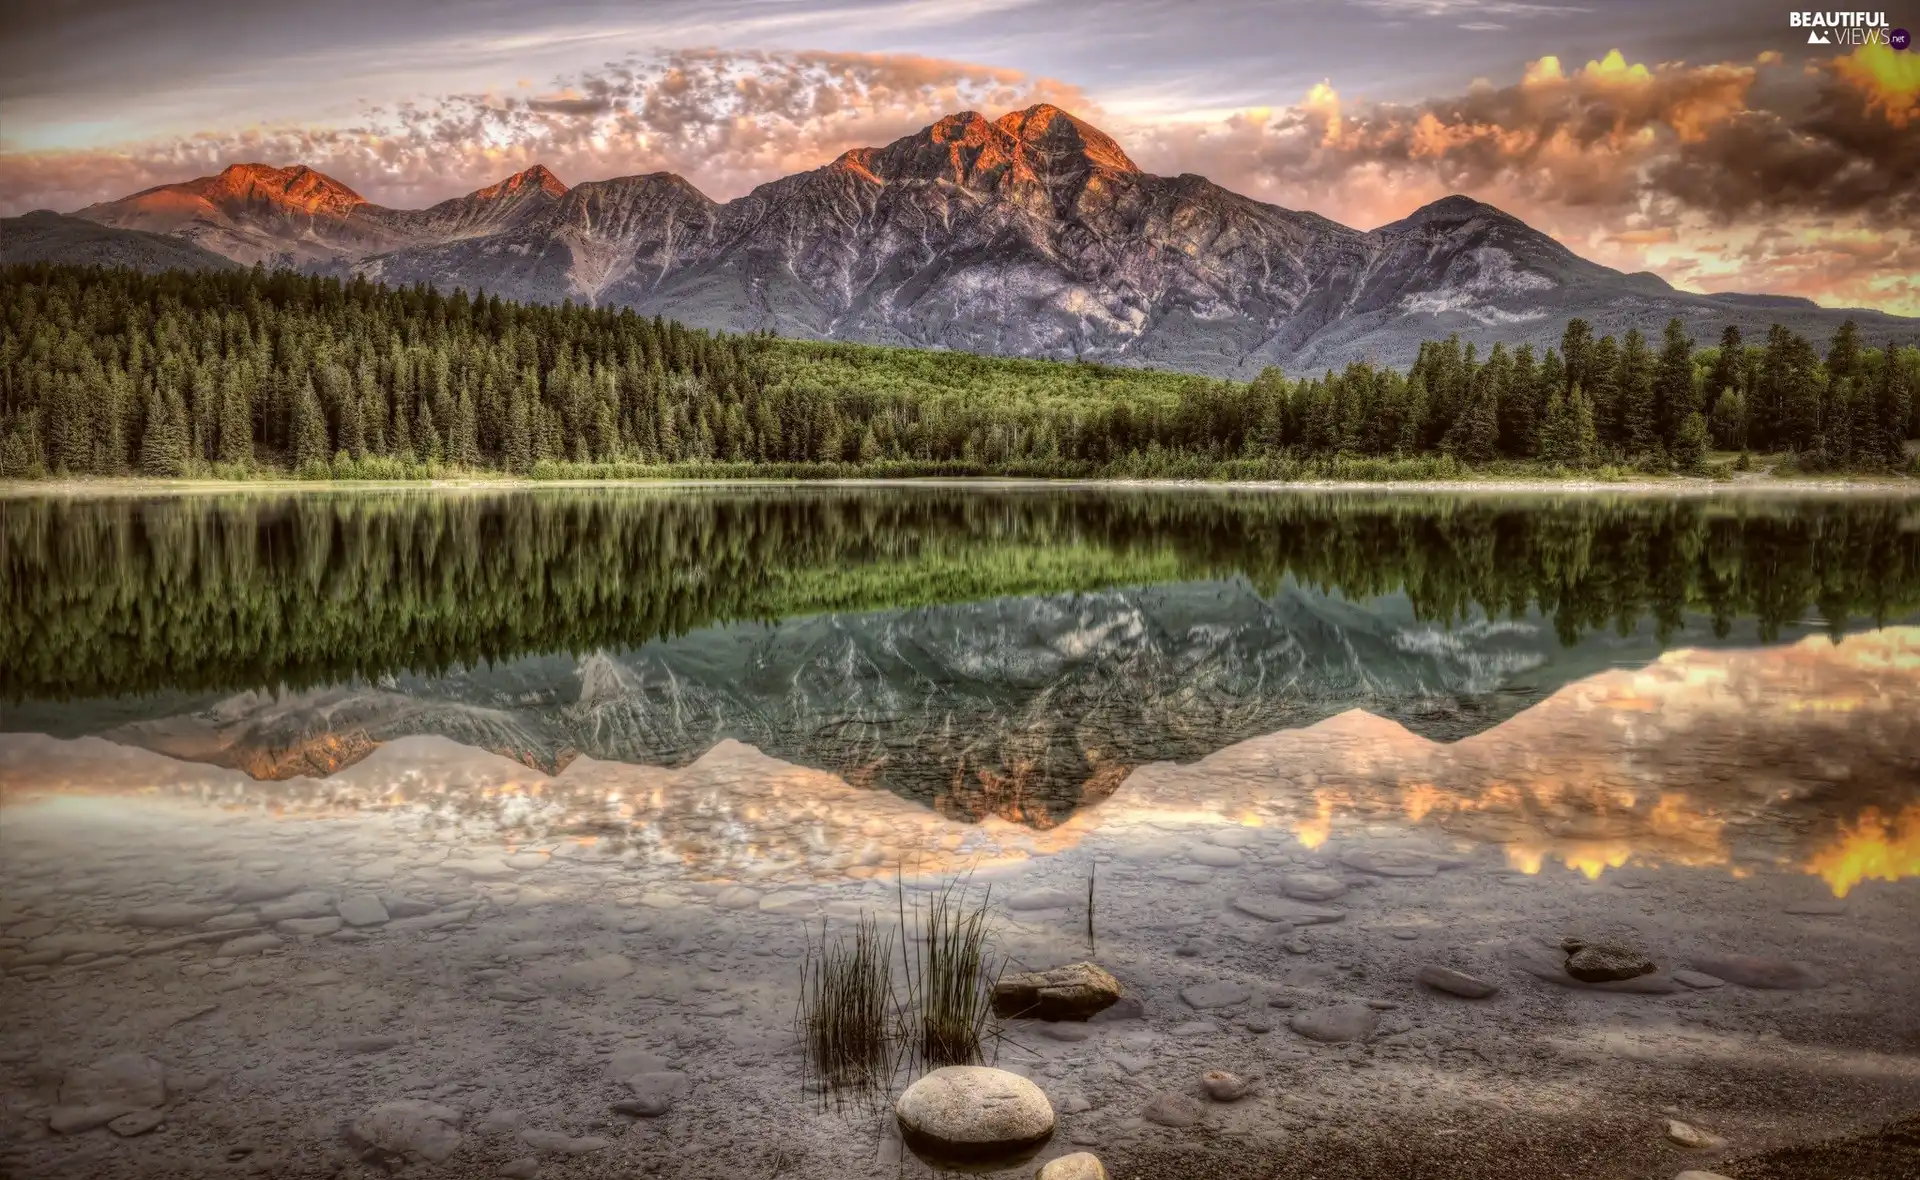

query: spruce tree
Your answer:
[292,376,329,470]
[1652,318,1695,449]
[138,386,189,477]
[1618,329,1657,457]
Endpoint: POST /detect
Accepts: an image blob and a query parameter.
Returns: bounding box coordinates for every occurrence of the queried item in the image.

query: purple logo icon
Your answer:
[1891,27,1912,50]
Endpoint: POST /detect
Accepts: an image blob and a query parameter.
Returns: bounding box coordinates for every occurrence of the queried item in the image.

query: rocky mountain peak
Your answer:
[209,163,366,215]
[471,164,568,201]
[994,103,1139,175]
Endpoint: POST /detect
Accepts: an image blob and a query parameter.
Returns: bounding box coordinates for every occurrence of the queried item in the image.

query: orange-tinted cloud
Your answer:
[0,49,1091,213]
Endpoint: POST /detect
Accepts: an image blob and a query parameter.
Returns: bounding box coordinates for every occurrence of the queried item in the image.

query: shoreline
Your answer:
[5,474,1920,498]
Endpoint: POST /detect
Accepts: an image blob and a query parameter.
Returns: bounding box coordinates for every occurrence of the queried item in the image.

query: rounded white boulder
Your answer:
[894,1066,1055,1161]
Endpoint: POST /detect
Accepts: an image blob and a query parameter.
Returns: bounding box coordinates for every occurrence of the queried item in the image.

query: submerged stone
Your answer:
[992,962,1122,1020]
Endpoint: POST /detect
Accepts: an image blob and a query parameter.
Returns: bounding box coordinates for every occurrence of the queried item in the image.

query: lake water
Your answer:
[2,486,1917,1179]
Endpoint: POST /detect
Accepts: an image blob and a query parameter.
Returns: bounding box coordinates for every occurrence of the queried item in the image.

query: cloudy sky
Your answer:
[2,0,1917,312]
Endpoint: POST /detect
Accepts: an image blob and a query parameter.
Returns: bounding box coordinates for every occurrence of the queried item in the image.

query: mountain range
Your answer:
[6,104,1913,373]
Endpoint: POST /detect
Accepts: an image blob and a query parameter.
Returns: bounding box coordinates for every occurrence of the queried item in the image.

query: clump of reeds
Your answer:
[796,913,898,1104]
[899,879,1001,1069]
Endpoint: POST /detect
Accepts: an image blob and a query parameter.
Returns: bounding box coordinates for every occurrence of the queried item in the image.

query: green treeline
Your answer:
[1,263,1915,480]
[4,489,1916,701]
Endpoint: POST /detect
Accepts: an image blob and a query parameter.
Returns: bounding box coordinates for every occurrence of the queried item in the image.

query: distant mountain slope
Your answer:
[0,210,239,272]
[64,106,1918,374]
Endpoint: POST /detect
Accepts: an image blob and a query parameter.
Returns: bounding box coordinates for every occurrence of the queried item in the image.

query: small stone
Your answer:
[1562,939,1656,983]
[277,917,342,937]
[1673,970,1726,990]
[349,1099,463,1164]
[498,1159,541,1179]
[257,891,337,922]
[1289,1004,1379,1044]
[1157,865,1215,884]
[1188,846,1244,868]
[1037,1023,1092,1043]
[1666,1119,1727,1150]
[1784,899,1846,916]
[108,1108,165,1136]
[504,853,549,871]
[1390,930,1421,941]
[379,895,436,918]
[123,903,231,930]
[1340,848,1459,877]
[1170,1021,1217,1037]
[620,1072,689,1116]
[489,984,542,1003]
[894,1066,1055,1160]
[1417,965,1499,999]
[1141,1093,1205,1128]
[1687,955,1822,990]
[1004,889,1082,911]
[337,895,390,927]
[50,1104,129,1134]
[1284,939,1312,954]
[1673,1172,1736,1180]
[1242,1014,1275,1033]
[993,963,1122,1021]
[445,858,517,880]
[1180,980,1251,1010]
[1200,1070,1248,1101]
[1037,1151,1108,1180]
[1279,873,1348,901]
[520,1128,610,1155]
[1231,896,1344,924]
[1088,996,1145,1023]
[712,887,761,910]
[228,878,304,904]
[217,933,282,956]
[757,891,815,914]
[202,912,262,932]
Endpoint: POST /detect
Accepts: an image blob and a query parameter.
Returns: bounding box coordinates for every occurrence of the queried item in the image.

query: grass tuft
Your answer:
[899,878,1001,1069]
[796,913,898,1106]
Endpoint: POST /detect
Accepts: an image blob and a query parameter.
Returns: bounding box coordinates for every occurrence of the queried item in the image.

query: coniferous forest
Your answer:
[1,263,1915,480]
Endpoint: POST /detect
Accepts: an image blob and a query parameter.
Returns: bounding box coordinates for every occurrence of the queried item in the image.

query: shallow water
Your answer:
[2,486,1918,1179]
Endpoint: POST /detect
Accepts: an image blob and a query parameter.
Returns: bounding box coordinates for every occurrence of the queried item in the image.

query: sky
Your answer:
[1,0,1917,312]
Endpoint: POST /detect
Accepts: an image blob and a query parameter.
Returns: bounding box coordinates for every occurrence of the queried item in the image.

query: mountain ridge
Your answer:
[49,103,1920,373]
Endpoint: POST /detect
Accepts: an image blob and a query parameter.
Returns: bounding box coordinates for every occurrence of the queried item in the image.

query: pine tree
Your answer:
[218,365,254,463]
[291,376,329,470]
[138,385,189,477]
[1709,389,1747,451]
[1653,318,1695,449]
[1618,329,1658,457]
[1671,411,1709,474]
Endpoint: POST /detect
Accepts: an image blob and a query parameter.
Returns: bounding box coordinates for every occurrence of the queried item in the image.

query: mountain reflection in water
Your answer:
[4,626,1913,897]
[4,487,1919,833]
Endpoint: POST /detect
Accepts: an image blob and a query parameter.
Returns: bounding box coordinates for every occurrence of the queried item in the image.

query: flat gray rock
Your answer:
[337,894,390,927]
[894,1066,1055,1160]
[1006,888,1079,911]
[1417,965,1500,999]
[1563,940,1656,982]
[1289,1004,1379,1044]
[1181,980,1252,1010]
[520,1128,610,1155]
[123,903,231,929]
[217,932,282,956]
[620,1071,689,1116]
[1231,896,1344,924]
[1339,848,1462,877]
[257,891,337,922]
[349,1099,463,1165]
[1141,1092,1206,1128]
[108,1108,165,1136]
[1280,873,1348,901]
[1673,969,1726,990]
[277,916,343,937]
[1188,846,1245,868]
[1688,955,1822,990]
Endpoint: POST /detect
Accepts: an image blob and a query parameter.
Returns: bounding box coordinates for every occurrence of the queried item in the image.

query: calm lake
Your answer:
[2,486,1917,1179]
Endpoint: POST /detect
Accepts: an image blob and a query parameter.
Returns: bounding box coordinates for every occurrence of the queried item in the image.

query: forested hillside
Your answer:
[1,264,1914,479]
